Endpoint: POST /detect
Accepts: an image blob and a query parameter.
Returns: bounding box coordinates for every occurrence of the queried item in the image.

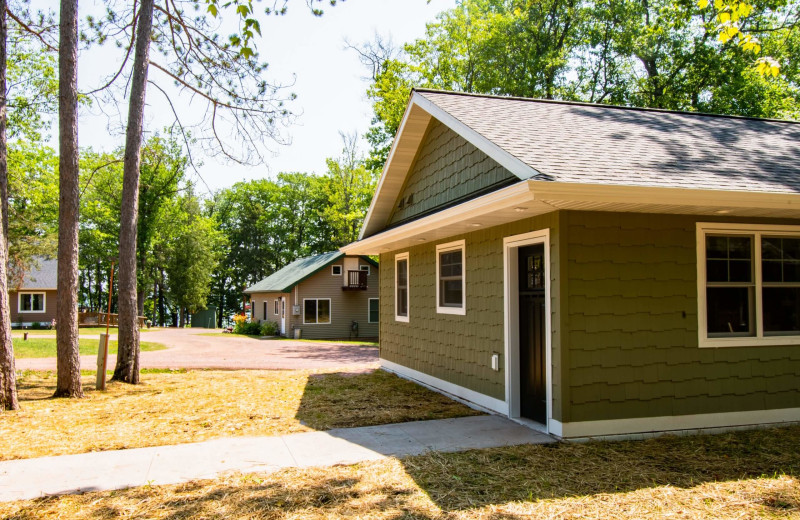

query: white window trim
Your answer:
[360,264,371,275]
[368,298,379,323]
[302,298,331,325]
[436,239,466,315]
[274,299,279,315]
[697,222,800,348]
[332,265,342,276]
[395,252,409,323]
[18,292,46,313]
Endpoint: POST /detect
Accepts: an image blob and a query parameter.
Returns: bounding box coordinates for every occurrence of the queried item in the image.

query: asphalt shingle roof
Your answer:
[244,251,344,294]
[418,90,800,194]
[17,258,58,289]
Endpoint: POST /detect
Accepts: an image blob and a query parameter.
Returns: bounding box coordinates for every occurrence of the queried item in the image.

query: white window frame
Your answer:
[368,298,379,323]
[332,265,342,276]
[360,264,371,276]
[395,252,409,323]
[697,222,800,348]
[18,292,46,313]
[303,298,331,325]
[274,299,279,315]
[436,239,466,315]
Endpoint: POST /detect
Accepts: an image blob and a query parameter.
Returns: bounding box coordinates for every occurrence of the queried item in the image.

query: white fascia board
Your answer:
[342,181,543,255]
[531,180,800,211]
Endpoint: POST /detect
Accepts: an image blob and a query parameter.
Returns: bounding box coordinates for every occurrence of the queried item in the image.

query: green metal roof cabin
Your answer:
[342,89,800,440]
[244,252,379,340]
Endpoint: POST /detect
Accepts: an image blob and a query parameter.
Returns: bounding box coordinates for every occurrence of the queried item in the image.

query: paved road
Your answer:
[0,415,554,501]
[14,328,379,371]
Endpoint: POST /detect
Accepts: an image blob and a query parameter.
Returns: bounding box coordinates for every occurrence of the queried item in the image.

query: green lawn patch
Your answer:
[12,338,166,358]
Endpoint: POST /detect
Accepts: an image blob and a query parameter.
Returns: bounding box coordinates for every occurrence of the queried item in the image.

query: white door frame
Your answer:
[280,298,286,335]
[503,229,553,433]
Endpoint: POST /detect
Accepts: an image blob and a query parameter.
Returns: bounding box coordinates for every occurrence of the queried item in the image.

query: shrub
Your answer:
[234,320,261,335]
[259,321,278,336]
[30,322,44,330]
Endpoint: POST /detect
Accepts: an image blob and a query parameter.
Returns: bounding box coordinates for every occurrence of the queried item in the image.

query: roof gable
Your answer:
[12,258,58,290]
[359,89,800,240]
[244,252,379,294]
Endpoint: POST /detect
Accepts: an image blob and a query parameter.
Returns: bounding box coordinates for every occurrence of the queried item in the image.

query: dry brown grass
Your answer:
[0,369,481,460]
[2,426,798,519]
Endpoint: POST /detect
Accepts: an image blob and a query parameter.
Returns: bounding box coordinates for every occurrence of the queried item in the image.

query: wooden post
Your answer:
[96,261,114,391]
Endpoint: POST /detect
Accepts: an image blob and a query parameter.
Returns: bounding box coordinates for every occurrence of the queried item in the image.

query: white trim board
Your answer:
[552,407,800,439]
[381,359,507,415]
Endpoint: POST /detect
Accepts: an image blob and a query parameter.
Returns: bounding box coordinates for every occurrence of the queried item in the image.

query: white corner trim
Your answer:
[555,407,800,439]
[381,359,508,415]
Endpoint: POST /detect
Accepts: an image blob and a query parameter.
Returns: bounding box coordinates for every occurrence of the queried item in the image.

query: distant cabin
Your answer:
[245,252,379,340]
[9,258,58,327]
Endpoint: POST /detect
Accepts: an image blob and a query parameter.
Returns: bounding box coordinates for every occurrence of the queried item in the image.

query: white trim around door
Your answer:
[503,229,553,434]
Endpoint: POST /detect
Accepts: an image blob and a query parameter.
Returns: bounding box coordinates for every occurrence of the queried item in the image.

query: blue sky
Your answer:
[66,0,457,193]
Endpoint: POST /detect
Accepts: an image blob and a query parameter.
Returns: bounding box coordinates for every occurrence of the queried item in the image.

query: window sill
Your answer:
[436,306,466,316]
[395,316,409,323]
[699,336,800,348]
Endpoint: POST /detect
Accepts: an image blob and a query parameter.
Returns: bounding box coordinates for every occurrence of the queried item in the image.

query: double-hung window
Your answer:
[698,223,800,347]
[395,252,409,322]
[274,300,280,315]
[368,298,379,323]
[19,292,45,313]
[303,298,331,324]
[436,240,466,315]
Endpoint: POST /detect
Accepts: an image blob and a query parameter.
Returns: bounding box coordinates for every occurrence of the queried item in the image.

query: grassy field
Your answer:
[13,327,161,335]
[2,425,798,519]
[12,338,166,358]
[0,369,482,460]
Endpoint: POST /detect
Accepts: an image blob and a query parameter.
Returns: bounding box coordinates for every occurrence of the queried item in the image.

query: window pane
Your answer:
[785,261,800,283]
[728,236,751,259]
[728,259,752,283]
[397,259,407,287]
[762,260,782,283]
[304,300,317,324]
[369,299,379,323]
[318,300,330,323]
[397,288,408,317]
[706,236,728,259]
[763,287,800,334]
[706,259,728,283]
[21,295,31,311]
[762,237,782,260]
[707,287,754,335]
[441,280,463,306]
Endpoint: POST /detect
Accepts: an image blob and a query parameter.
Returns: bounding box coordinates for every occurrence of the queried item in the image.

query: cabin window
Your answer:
[436,240,466,315]
[303,298,331,325]
[395,252,409,322]
[368,298,379,323]
[698,223,800,347]
[360,264,370,276]
[274,300,279,315]
[263,301,267,321]
[19,292,45,312]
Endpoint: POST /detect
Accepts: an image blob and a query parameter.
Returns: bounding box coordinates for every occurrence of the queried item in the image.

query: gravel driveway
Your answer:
[14,328,379,371]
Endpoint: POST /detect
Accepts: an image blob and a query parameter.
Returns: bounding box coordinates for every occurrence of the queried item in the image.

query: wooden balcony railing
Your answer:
[78,311,147,328]
[343,270,368,290]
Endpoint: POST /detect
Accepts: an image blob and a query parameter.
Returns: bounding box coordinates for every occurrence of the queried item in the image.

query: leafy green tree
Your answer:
[164,193,225,327]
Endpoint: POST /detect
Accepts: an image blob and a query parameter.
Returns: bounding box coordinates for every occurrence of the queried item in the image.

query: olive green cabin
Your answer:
[244,252,379,340]
[343,89,800,439]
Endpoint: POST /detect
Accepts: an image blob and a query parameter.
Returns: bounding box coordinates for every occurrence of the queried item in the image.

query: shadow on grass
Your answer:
[294,370,483,430]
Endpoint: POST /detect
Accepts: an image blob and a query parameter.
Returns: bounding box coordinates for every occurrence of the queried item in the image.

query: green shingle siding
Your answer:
[563,211,800,422]
[380,212,562,413]
[387,120,517,226]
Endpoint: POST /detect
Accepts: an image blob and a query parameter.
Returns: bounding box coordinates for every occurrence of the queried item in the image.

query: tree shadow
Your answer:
[294,370,482,430]
[399,424,800,512]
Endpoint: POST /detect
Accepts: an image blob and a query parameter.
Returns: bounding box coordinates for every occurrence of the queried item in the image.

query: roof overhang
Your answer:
[359,90,541,241]
[342,180,800,255]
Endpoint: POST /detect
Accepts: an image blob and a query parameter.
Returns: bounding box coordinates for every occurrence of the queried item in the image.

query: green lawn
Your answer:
[12,338,166,358]
[13,327,161,335]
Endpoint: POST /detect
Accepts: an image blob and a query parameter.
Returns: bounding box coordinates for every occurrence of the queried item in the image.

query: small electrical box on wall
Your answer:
[491,353,500,371]
[292,305,301,315]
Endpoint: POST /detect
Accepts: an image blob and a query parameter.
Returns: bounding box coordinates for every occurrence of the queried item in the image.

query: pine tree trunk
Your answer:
[0,0,18,411]
[54,0,83,398]
[112,0,154,384]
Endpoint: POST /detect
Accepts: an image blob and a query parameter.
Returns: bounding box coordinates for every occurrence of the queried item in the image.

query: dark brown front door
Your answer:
[519,244,546,423]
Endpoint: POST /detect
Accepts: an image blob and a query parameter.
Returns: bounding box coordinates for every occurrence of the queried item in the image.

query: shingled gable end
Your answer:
[342,89,800,440]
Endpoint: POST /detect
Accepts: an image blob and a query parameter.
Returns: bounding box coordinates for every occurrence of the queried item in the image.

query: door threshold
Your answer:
[508,416,548,434]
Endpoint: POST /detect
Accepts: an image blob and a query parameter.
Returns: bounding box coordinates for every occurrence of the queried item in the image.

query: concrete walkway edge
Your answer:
[0,415,553,502]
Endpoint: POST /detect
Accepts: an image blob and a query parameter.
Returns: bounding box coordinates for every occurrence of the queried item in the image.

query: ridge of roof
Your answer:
[413,88,800,126]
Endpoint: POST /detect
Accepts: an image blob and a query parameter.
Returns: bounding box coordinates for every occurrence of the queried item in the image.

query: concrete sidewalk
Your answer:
[0,415,553,502]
